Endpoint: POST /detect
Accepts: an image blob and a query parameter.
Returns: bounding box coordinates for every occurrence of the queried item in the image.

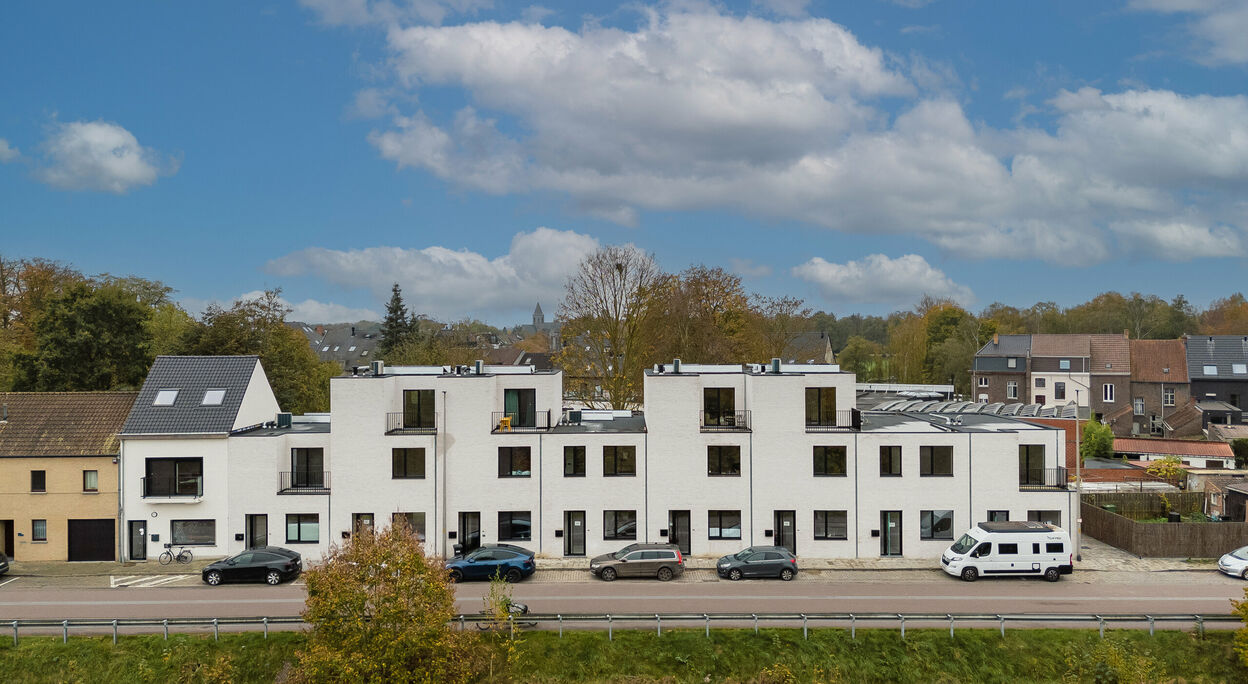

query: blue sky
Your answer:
[2,0,1246,325]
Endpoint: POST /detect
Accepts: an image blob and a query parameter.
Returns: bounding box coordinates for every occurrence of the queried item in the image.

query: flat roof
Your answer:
[858,411,1056,434]
[237,422,332,437]
[551,413,648,434]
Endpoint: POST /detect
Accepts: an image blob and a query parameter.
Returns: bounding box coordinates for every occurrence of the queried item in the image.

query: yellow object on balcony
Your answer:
[498,416,512,432]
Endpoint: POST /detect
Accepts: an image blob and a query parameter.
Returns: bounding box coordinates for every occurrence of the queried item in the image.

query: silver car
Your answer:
[1218,546,1248,579]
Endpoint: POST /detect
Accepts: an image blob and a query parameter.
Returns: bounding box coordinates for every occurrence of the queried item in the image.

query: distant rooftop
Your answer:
[552,410,647,434]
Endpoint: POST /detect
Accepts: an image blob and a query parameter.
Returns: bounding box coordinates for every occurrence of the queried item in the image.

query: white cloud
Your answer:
[1129,0,1248,65]
[299,0,492,26]
[729,258,773,279]
[181,292,380,323]
[265,227,600,320]
[0,139,18,163]
[1108,220,1244,260]
[792,254,974,307]
[37,121,177,193]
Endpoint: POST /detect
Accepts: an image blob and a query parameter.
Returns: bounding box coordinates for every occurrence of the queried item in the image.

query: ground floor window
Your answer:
[352,513,374,535]
[708,510,742,540]
[171,519,216,546]
[392,512,426,541]
[31,519,47,542]
[603,510,636,540]
[813,510,847,540]
[1028,510,1061,527]
[498,511,532,541]
[920,510,954,540]
[987,510,1009,522]
[286,514,319,543]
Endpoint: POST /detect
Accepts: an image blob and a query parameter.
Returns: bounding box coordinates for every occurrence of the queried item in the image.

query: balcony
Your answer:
[1019,467,1069,491]
[279,471,331,494]
[385,412,439,435]
[141,476,203,499]
[491,410,552,433]
[700,410,751,432]
[805,409,861,432]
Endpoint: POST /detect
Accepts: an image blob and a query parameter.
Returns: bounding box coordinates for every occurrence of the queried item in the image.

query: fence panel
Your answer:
[1083,500,1248,557]
[1083,492,1204,519]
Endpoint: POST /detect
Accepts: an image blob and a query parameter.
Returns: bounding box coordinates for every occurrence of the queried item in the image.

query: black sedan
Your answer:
[202,547,302,586]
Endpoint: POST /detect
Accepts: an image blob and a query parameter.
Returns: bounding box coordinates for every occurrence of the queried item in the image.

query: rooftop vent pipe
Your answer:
[770,357,782,374]
[672,358,681,374]
[475,359,484,374]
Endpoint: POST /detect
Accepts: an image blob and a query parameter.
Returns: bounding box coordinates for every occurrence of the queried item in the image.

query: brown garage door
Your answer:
[67,519,115,562]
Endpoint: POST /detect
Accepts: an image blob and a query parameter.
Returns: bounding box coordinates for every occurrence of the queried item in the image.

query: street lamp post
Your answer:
[1074,388,1082,562]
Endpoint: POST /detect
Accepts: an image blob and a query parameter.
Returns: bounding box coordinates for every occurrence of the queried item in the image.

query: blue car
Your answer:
[447,544,536,583]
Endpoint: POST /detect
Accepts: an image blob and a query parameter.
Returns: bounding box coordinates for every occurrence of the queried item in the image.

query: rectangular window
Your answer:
[1059,359,1071,370]
[498,447,532,478]
[1055,382,1066,400]
[1028,510,1061,526]
[83,470,98,492]
[1133,398,1144,415]
[603,446,636,476]
[503,388,537,428]
[1204,364,1218,375]
[31,519,47,542]
[1019,445,1045,486]
[920,446,953,476]
[402,389,436,429]
[703,387,737,426]
[1007,358,1017,369]
[1006,381,1018,400]
[1035,377,1045,388]
[353,513,375,535]
[1103,383,1115,402]
[498,511,532,541]
[707,445,741,476]
[988,510,1009,522]
[563,446,586,477]
[144,458,203,496]
[708,510,742,540]
[804,387,837,427]
[1235,364,1248,375]
[391,448,426,478]
[603,510,637,540]
[286,514,319,543]
[30,470,46,493]
[153,389,178,406]
[920,510,954,540]
[201,389,226,406]
[1163,387,1175,406]
[813,510,848,540]
[813,446,847,477]
[998,543,1018,555]
[291,448,325,488]
[1045,542,1064,553]
[392,512,427,541]
[171,519,216,545]
[879,446,902,476]
[978,376,989,387]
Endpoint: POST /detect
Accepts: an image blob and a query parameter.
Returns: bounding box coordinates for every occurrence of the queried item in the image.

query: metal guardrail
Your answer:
[385,411,438,434]
[8,612,1239,645]
[700,409,751,432]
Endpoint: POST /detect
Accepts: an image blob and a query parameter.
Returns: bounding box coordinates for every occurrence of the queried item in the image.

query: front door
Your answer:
[564,511,585,556]
[246,515,268,549]
[128,520,147,561]
[2,520,13,559]
[458,512,481,554]
[668,510,691,555]
[881,511,902,556]
[774,510,796,555]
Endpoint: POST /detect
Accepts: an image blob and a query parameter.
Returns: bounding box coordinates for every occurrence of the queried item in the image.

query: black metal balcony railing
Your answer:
[141,476,203,498]
[279,471,331,494]
[805,409,861,432]
[385,412,439,435]
[491,410,552,433]
[1019,467,1069,491]
[700,410,751,432]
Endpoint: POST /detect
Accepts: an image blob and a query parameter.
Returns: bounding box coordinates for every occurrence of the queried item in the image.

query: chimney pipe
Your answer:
[993,333,999,345]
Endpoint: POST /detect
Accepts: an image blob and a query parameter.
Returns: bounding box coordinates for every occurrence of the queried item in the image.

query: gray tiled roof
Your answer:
[975,334,1031,357]
[1185,335,1248,380]
[120,356,260,435]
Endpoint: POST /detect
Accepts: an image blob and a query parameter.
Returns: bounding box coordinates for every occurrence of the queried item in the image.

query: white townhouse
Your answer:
[116,356,1072,563]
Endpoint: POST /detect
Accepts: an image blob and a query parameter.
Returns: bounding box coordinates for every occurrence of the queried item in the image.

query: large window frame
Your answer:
[286,514,320,544]
[1163,387,1175,406]
[1018,445,1046,486]
[144,458,203,496]
[391,448,426,479]
[813,510,847,540]
[1006,381,1019,400]
[603,510,637,540]
[291,448,325,488]
[392,512,427,541]
[1103,383,1115,403]
[564,446,586,477]
[919,446,953,477]
[31,519,47,542]
[920,510,954,540]
[879,446,902,477]
[804,387,837,427]
[497,511,532,541]
[30,470,45,493]
[707,445,741,477]
[82,469,98,492]
[497,447,532,478]
[603,446,636,477]
[703,387,736,427]
[707,510,742,540]
[503,388,537,428]
[402,389,436,429]
[813,446,847,477]
[171,519,216,546]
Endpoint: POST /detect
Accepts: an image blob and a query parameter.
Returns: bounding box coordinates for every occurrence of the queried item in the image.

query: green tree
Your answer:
[747,295,813,361]
[295,520,479,683]
[654,265,752,363]
[1079,420,1115,462]
[12,282,153,391]
[379,283,413,356]
[837,335,884,380]
[1232,439,1248,470]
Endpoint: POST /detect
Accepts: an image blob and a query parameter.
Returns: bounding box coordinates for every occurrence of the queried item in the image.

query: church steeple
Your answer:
[533,302,545,327]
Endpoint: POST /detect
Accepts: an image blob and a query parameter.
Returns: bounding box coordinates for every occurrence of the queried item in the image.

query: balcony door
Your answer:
[503,389,536,428]
[292,448,325,488]
[403,390,435,429]
[703,388,736,426]
[1018,445,1045,486]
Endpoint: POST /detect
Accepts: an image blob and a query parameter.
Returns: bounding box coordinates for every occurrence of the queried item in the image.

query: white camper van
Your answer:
[941,521,1073,582]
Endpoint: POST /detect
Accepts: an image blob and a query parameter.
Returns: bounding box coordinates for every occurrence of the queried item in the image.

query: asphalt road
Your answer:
[1,574,1243,622]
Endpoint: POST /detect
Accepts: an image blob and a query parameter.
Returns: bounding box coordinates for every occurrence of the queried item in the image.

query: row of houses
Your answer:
[972,334,1248,438]
[2,355,1072,565]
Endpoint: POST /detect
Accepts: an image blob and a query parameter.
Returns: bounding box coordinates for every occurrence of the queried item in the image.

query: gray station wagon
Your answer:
[589,543,684,581]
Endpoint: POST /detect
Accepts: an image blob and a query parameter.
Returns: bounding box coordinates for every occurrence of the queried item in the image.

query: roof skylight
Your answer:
[153,389,179,406]
[1204,365,1218,375]
[201,389,226,406]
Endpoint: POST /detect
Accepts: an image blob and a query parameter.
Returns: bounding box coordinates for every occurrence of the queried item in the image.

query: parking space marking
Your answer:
[0,577,19,589]
[111,575,194,588]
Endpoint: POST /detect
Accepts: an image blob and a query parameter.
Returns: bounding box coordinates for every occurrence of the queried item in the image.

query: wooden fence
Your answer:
[1082,503,1248,558]
[1082,492,1204,520]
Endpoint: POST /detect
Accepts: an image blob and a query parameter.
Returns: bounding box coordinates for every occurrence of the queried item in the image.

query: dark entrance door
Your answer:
[67,519,114,562]
[881,510,902,556]
[246,514,268,549]
[774,510,796,555]
[128,520,147,561]
[2,520,13,559]
[668,510,691,555]
[458,512,481,554]
[564,511,585,556]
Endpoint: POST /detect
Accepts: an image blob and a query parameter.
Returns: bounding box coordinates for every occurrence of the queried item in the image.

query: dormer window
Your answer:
[1007,358,1017,369]
[201,389,226,406]
[1059,359,1071,370]
[153,390,179,406]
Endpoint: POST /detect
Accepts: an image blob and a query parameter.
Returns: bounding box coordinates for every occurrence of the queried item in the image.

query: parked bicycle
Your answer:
[158,543,194,565]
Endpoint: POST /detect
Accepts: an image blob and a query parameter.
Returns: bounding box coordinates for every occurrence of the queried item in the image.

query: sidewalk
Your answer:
[6,557,214,577]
